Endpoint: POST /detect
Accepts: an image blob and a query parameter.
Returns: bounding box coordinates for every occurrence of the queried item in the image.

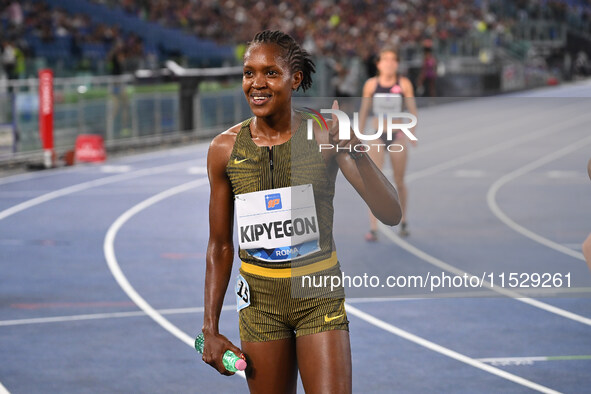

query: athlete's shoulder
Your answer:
[364,77,378,88]
[399,76,415,96]
[362,77,378,96]
[399,75,412,85]
[209,121,245,153]
[208,121,247,171]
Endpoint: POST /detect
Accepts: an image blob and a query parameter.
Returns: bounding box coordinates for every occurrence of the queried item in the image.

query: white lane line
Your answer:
[100,165,132,173]
[413,100,577,155]
[116,141,209,164]
[454,169,486,178]
[345,303,561,394]
[0,160,199,221]
[187,166,208,175]
[0,299,421,327]
[0,164,82,186]
[486,134,591,262]
[377,112,591,325]
[406,104,521,153]
[379,224,591,326]
[0,298,458,327]
[477,355,591,366]
[0,190,51,198]
[103,178,245,380]
[546,170,583,179]
[0,381,9,394]
[0,142,208,187]
[4,287,591,327]
[405,111,591,183]
[563,243,585,250]
[0,305,236,327]
[0,105,580,389]
[478,356,547,366]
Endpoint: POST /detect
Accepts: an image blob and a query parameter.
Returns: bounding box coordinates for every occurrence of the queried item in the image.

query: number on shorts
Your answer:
[235,274,251,311]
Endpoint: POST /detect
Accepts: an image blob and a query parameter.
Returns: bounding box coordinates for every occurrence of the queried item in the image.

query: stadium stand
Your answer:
[2,0,590,80]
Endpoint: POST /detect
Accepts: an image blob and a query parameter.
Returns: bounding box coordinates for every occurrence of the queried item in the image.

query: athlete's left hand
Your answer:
[328,100,363,153]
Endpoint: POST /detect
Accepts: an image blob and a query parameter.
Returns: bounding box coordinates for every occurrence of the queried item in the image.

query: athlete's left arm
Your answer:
[336,149,401,225]
[323,102,401,225]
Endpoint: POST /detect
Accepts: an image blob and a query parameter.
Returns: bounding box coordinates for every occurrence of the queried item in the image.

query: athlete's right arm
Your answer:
[202,132,244,376]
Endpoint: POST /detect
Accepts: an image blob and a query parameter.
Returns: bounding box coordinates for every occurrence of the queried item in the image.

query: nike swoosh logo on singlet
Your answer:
[233,158,249,164]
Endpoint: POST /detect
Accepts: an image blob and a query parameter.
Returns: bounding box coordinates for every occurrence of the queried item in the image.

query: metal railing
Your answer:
[0,74,256,161]
[0,54,341,164]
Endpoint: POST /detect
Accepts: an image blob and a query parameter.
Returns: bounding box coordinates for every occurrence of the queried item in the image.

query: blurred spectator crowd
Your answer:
[1,0,590,78]
[0,0,147,78]
[92,0,590,57]
[511,0,591,28]
[92,0,487,61]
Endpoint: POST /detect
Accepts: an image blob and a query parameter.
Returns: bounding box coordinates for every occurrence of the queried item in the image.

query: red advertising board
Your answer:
[38,69,54,166]
[75,134,106,163]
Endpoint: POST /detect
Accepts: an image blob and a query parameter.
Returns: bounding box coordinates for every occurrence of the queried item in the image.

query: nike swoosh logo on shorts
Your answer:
[324,313,344,323]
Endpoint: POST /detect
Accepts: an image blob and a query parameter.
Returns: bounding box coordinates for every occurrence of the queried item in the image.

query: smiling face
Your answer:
[376,50,399,78]
[242,43,302,119]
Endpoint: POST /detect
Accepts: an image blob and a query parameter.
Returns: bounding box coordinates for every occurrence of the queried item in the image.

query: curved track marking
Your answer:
[487,135,591,261]
[414,100,576,155]
[103,178,246,380]
[0,93,588,387]
[381,108,587,179]
[0,160,205,391]
[405,111,591,182]
[0,141,209,187]
[374,112,591,326]
[379,224,591,326]
[0,166,78,186]
[0,305,237,327]
[345,304,560,393]
[0,160,199,221]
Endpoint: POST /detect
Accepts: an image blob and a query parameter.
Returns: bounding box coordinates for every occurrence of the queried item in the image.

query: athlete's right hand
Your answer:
[201,331,245,376]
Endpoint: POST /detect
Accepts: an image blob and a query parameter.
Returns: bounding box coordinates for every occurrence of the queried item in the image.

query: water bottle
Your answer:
[195,333,247,372]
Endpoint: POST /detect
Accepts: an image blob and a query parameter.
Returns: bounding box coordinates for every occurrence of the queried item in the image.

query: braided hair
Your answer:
[246,30,315,92]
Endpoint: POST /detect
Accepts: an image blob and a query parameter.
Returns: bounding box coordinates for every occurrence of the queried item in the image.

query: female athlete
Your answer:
[201,30,401,393]
[358,46,417,240]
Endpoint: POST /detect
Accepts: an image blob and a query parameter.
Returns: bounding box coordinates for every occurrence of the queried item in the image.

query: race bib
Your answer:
[235,184,320,262]
[235,274,250,311]
[372,92,403,115]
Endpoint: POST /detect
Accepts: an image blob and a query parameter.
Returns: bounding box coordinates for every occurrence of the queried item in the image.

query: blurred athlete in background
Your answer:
[358,46,417,240]
[417,46,437,97]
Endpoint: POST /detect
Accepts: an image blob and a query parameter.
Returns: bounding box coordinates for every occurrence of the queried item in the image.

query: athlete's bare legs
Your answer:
[366,142,386,240]
[389,140,409,236]
[241,337,298,394]
[297,330,352,394]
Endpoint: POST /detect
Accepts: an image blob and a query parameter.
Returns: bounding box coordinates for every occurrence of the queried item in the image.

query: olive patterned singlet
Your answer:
[226,111,336,270]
